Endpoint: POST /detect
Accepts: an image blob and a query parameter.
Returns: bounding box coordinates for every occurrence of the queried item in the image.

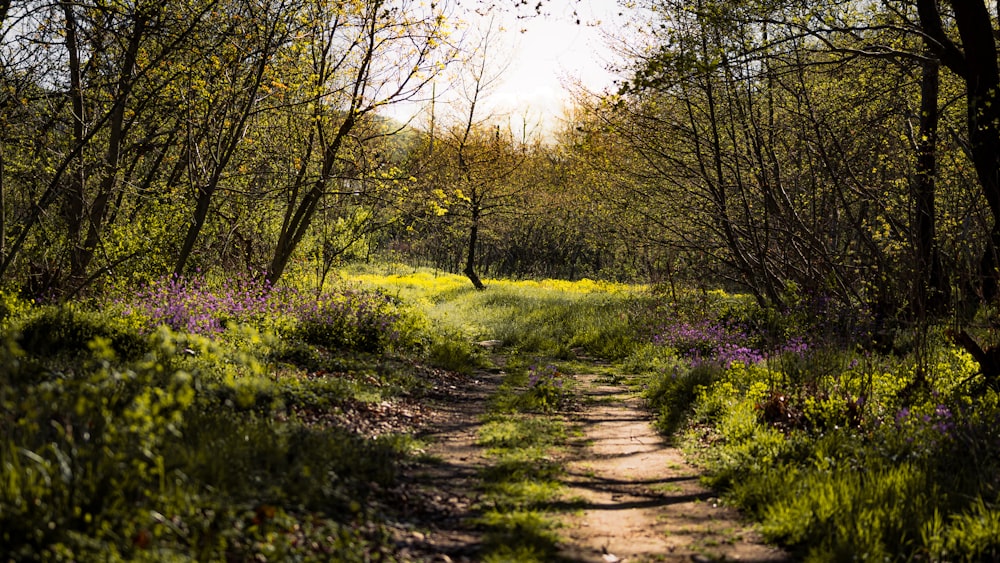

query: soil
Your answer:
[393,365,789,562]
[556,374,788,562]
[391,370,502,562]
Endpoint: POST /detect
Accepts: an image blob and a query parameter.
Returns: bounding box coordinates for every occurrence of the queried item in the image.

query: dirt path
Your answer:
[557,374,788,562]
[395,366,787,562]
[392,370,501,562]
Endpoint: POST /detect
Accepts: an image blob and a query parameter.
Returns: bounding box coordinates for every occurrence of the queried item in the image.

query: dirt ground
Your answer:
[395,367,789,562]
[556,374,788,562]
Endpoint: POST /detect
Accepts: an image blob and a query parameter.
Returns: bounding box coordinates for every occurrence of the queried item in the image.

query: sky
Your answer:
[387,0,634,137]
[475,0,632,132]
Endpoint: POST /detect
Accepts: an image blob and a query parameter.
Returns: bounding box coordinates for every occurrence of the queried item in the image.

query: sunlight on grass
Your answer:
[474,360,575,561]
[478,509,563,563]
[342,265,650,361]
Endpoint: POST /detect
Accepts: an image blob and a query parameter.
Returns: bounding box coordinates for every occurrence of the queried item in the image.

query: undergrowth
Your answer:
[641,288,1000,562]
[0,274,431,560]
[0,266,646,560]
[350,268,648,361]
[15,263,996,561]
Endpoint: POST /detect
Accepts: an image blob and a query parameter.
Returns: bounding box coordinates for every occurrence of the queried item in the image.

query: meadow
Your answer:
[1,265,998,561]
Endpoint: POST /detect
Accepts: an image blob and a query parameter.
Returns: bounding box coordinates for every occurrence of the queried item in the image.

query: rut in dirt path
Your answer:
[393,364,788,562]
[557,373,789,563]
[392,369,501,562]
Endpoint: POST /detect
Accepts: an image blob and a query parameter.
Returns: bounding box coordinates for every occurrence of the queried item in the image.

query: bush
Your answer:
[17,305,149,362]
[425,328,483,374]
[674,340,1000,561]
[293,289,401,353]
[0,334,195,559]
[520,364,567,412]
[645,362,723,434]
[0,320,411,560]
[0,289,32,331]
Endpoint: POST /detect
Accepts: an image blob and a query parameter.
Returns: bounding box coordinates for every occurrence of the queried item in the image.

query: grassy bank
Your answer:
[636,289,1000,561]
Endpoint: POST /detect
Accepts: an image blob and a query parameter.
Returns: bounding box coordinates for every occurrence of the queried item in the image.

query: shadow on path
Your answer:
[556,374,790,563]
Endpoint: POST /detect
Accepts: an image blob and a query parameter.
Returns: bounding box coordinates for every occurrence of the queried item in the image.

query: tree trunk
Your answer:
[0,136,5,263]
[61,0,86,282]
[918,0,1000,302]
[463,204,485,290]
[73,13,148,284]
[914,53,945,314]
[266,114,354,285]
[948,329,1000,394]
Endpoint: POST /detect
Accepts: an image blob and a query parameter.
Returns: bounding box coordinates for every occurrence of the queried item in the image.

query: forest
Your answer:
[2,0,1000,561]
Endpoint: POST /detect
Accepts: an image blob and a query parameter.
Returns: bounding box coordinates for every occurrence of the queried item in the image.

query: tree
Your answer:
[0,0,453,293]
[599,0,969,318]
[170,0,299,277]
[914,0,1000,302]
[401,15,534,289]
[0,0,223,293]
[262,0,451,285]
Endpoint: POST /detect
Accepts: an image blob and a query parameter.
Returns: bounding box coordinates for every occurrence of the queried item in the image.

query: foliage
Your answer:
[293,288,402,353]
[644,292,1000,561]
[114,273,413,355]
[0,290,32,332]
[0,274,436,559]
[17,304,150,362]
[522,364,567,413]
[646,363,725,435]
[118,274,286,335]
[0,0,453,294]
[11,251,1000,561]
[424,327,484,374]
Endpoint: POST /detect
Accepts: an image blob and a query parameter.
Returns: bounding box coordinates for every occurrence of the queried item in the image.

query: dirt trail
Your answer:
[395,366,787,562]
[557,374,788,562]
[393,371,500,562]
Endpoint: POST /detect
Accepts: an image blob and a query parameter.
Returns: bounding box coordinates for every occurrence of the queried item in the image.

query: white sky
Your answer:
[480,0,630,132]
[386,0,633,138]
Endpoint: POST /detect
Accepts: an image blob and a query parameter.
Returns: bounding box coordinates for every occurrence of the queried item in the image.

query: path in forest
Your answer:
[394,365,788,562]
[392,369,500,562]
[556,373,788,562]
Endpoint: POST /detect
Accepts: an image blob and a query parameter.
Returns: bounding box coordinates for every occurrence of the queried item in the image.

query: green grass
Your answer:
[345,267,650,362]
[644,328,1000,561]
[0,265,654,560]
[0,282,432,560]
[474,377,571,561]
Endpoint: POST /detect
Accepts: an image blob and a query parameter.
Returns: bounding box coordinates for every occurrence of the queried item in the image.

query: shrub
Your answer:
[0,290,31,331]
[521,364,566,412]
[122,274,283,335]
[425,328,482,374]
[0,334,195,559]
[116,274,414,355]
[0,321,411,560]
[672,335,1000,561]
[293,288,401,353]
[17,305,149,362]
